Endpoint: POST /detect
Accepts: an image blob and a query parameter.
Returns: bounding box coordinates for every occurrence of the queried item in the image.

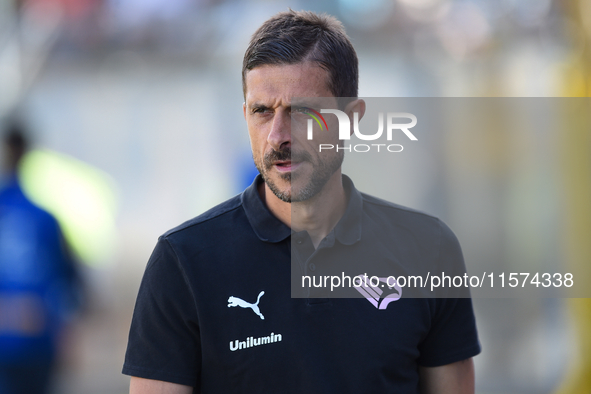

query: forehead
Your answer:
[244,62,333,105]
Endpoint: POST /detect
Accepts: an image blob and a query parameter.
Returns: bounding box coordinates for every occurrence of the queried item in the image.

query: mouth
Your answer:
[274,160,301,172]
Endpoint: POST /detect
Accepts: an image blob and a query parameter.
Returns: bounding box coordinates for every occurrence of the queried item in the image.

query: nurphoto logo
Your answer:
[304,109,418,153]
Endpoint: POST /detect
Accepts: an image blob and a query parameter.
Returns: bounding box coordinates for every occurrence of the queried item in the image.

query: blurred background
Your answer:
[0,0,590,393]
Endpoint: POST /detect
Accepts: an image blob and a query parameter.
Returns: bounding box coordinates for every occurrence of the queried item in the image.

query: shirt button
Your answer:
[296,240,302,244]
[309,263,316,271]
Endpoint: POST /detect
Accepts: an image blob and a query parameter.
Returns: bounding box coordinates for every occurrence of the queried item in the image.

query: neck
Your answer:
[260,171,348,249]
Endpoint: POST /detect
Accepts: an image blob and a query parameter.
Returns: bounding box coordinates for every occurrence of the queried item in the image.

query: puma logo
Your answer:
[228,291,265,320]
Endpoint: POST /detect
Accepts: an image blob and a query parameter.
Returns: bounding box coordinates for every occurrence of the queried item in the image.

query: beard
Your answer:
[254,146,344,203]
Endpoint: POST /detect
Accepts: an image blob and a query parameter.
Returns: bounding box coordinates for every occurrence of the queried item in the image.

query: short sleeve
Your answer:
[122,237,201,387]
[417,297,481,367]
[417,220,481,367]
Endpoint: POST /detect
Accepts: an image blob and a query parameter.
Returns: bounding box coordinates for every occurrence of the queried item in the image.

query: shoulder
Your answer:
[360,192,452,233]
[142,193,245,269]
[0,184,59,227]
[358,191,462,261]
[160,193,244,239]
[361,192,437,220]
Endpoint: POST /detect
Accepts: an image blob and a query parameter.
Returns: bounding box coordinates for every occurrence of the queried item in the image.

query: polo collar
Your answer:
[241,174,363,245]
[242,175,291,243]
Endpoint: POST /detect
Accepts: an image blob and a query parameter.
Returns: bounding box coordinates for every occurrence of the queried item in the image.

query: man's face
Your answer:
[243,62,342,203]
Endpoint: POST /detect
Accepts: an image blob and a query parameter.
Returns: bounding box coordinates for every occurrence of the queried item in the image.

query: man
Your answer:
[0,122,81,394]
[123,10,480,393]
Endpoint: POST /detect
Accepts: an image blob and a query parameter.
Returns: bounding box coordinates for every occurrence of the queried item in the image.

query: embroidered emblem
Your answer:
[354,277,402,309]
[228,291,265,319]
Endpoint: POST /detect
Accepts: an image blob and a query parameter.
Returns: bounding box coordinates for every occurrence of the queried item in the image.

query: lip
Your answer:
[274,161,301,172]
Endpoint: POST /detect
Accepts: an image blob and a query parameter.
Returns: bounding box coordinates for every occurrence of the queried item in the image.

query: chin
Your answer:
[261,174,291,202]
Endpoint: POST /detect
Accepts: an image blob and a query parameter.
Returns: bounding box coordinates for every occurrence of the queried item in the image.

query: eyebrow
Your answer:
[248,103,297,114]
[249,103,272,111]
[247,100,326,113]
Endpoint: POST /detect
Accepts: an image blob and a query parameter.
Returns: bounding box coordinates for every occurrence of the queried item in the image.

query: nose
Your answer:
[267,110,291,151]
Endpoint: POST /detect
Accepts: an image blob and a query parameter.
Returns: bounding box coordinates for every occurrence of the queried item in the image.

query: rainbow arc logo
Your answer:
[301,107,328,132]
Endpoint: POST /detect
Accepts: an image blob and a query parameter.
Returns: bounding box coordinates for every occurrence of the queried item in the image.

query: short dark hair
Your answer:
[242,10,358,102]
[2,120,29,170]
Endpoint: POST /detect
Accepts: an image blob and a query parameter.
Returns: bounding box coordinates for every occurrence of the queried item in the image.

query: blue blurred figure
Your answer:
[0,122,82,394]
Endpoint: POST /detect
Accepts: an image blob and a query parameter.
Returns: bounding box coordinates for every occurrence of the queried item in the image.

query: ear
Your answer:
[344,99,366,136]
[243,102,247,120]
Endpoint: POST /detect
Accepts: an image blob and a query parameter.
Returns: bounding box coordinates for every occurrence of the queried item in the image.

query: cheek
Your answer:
[247,124,262,144]
[247,118,267,139]
[247,133,269,161]
[248,132,265,150]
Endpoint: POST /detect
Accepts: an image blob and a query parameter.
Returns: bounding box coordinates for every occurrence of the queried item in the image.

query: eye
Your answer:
[291,107,310,116]
[250,106,269,114]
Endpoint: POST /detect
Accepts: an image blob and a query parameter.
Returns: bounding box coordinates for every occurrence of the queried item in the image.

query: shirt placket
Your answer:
[292,231,335,302]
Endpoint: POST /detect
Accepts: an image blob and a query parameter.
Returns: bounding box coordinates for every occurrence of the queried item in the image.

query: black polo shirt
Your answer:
[123,175,480,393]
